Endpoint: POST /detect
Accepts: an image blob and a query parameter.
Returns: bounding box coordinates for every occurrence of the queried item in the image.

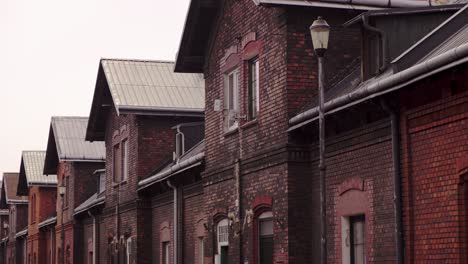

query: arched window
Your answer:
[257,211,273,264]
[215,219,229,264]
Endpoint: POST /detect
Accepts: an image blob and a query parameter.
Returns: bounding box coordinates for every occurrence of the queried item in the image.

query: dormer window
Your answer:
[224,69,239,130]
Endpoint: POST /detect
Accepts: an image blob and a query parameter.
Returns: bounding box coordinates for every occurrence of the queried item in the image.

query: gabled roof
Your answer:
[44,116,105,174]
[86,59,205,141]
[289,4,468,131]
[17,151,57,196]
[1,173,27,208]
[138,140,205,191]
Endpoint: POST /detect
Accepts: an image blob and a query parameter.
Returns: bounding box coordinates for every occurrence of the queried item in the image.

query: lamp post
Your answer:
[58,184,66,264]
[310,16,330,264]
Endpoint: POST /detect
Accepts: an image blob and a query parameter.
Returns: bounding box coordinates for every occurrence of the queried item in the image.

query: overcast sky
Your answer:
[0,0,190,177]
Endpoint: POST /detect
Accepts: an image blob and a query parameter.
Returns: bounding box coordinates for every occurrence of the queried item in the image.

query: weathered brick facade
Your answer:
[96,106,202,264]
[27,186,56,264]
[400,67,468,263]
[192,1,362,264]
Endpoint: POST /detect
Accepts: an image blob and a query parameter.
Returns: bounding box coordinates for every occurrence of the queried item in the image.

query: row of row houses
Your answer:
[1,0,467,263]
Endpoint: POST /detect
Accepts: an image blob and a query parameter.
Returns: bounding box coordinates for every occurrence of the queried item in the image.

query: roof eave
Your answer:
[118,106,205,117]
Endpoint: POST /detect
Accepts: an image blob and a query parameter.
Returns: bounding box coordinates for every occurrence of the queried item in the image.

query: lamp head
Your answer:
[310,16,330,57]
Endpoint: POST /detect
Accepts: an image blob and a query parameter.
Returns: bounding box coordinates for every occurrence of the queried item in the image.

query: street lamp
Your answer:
[58,184,66,264]
[310,16,330,264]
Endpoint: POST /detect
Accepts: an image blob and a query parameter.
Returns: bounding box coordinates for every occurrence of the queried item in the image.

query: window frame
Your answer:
[198,237,204,264]
[248,57,260,120]
[113,143,121,183]
[162,241,170,264]
[349,215,366,264]
[257,211,273,264]
[121,139,129,182]
[215,219,229,264]
[224,69,240,131]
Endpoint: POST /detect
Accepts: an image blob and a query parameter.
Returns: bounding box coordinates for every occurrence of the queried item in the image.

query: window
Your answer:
[162,242,170,264]
[258,212,273,264]
[65,176,70,207]
[350,215,365,264]
[215,219,229,264]
[224,69,239,130]
[121,139,129,182]
[248,58,260,120]
[88,252,93,264]
[198,237,204,264]
[31,194,36,223]
[113,144,121,183]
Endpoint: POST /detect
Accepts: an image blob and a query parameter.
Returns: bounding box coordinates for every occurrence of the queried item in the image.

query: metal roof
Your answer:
[15,229,27,238]
[421,22,468,61]
[44,117,105,174]
[102,59,205,114]
[38,216,56,229]
[2,173,27,205]
[52,117,106,161]
[74,193,105,216]
[21,151,57,186]
[138,140,205,190]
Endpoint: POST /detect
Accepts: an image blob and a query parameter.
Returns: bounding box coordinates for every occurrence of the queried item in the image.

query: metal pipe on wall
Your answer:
[167,180,178,264]
[380,98,404,264]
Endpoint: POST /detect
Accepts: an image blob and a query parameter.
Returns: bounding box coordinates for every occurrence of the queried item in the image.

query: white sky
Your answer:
[0,0,190,177]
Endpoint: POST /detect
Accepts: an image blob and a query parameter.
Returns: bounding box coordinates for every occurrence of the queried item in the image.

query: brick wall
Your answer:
[400,67,468,263]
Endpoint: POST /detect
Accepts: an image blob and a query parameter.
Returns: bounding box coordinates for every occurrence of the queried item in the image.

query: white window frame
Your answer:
[224,69,240,131]
[342,215,366,264]
[163,242,170,264]
[215,219,229,264]
[198,237,204,264]
[248,58,260,120]
[121,139,129,182]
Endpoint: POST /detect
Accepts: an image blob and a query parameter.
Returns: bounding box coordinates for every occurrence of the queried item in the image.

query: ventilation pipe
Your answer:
[380,98,403,264]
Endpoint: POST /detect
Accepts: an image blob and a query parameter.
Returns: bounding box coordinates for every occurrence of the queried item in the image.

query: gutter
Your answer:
[137,152,205,190]
[289,42,468,128]
[253,0,434,10]
[380,99,404,264]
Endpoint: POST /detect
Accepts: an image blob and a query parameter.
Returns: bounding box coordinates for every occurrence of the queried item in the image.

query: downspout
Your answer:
[380,99,403,264]
[362,16,388,72]
[88,211,97,264]
[167,180,178,264]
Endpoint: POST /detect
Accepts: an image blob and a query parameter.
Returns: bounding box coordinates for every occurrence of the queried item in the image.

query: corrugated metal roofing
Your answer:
[102,59,205,114]
[23,151,57,185]
[74,193,105,216]
[51,117,105,161]
[421,23,468,61]
[138,140,205,190]
[2,173,27,203]
[38,216,56,229]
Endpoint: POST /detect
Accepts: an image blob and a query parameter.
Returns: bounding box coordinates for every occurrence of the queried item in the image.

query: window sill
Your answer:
[223,126,239,137]
[241,119,258,129]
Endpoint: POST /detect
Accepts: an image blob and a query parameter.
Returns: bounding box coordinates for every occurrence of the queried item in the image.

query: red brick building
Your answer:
[0,207,9,264]
[0,173,28,264]
[85,59,205,264]
[43,116,106,264]
[288,4,468,264]
[17,151,57,264]
[138,122,205,264]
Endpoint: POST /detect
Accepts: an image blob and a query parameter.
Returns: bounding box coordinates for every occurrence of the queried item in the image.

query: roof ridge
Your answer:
[101,58,175,64]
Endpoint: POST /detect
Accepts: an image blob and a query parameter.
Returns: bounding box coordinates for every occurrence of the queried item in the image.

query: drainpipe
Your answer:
[362,16,388,72]
[167,180,178,264]
[88,211,97,264]
[380,98,403,264]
